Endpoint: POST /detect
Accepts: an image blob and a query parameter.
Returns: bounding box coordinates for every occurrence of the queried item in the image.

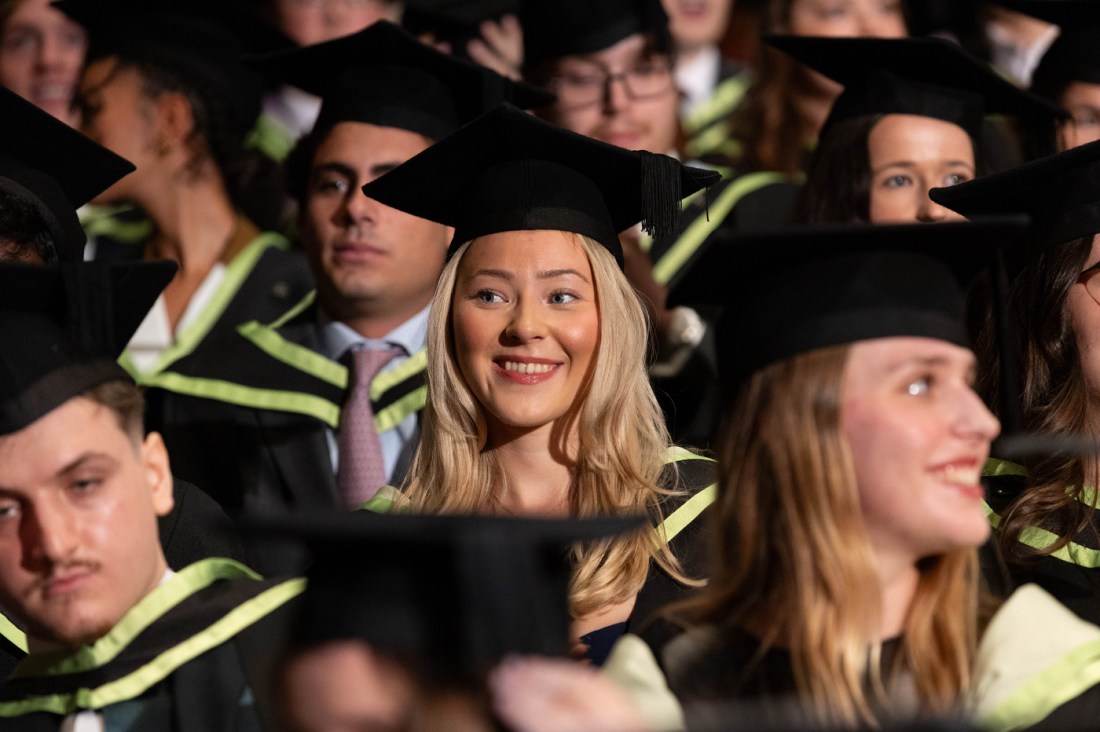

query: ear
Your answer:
[141,431,175,517]
[151,91,195,151]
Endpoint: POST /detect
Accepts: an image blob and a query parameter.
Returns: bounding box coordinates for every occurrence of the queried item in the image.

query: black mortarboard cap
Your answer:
[249,21,553,141]
[55,0,288,138]
[0,260,175,434]
[359,103,720,267]
[929,138,1100,270]
[668,218,1029,383]
[0,86,134,262]
[766,35,1066,140]
[1001,2,1100,91]
[521,0,672,69]
[402,0,518,62]
[248,511,642,675]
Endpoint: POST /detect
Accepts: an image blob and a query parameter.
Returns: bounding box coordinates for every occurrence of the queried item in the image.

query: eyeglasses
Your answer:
[1078,261,1100,305]
[549,58,674,110]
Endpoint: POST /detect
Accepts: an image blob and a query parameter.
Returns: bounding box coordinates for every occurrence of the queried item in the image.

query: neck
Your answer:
[143,163,237,272]
[322,296,430,341]
[491,430,575,517]
[877,556,921,639]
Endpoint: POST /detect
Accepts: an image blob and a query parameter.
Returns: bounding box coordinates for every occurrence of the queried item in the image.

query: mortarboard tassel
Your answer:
[639,150,682,242]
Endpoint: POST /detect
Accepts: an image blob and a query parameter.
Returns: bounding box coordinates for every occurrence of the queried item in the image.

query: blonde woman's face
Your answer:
[451,230,600,443]
[840,337,999,568]
[867,114,974,224]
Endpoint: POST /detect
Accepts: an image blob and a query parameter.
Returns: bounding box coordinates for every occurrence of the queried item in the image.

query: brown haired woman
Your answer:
[931,139,1100,629]
[603,221,1100,730]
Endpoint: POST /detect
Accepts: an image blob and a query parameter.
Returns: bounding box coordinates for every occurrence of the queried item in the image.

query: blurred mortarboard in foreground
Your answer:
[246,510,643,675]
[360,102,720,267]
[929,138,1100,271]
[766,35,1066,139]
[0,86,134,262]
[668,218,1029,384]
[249,20,552,141]
[55,0,290,137]
[521,0,671,70]
[1000,1,1100,91]
[0,260,175,434]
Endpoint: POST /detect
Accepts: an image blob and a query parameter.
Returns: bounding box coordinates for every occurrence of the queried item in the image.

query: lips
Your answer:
[930,459,985,499]
[332,241,386,261]
[494,357,561,384]
[41,567,94,599]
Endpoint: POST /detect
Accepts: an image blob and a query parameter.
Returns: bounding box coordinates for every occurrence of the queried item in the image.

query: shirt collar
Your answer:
[318,304,431,361]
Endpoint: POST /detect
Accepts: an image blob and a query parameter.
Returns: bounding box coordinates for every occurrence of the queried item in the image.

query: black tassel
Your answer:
[639,150,682,242]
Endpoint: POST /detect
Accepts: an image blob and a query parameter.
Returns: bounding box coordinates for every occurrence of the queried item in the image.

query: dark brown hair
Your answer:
[84,379,144,443]
[974,236,1098,563]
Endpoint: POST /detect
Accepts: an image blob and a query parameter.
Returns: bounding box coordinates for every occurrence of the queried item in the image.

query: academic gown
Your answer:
[145,296,426,577]
[0,559,304,732]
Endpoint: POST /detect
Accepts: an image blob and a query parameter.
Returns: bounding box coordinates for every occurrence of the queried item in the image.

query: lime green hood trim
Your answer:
[654,448,716,546]
[270,290,317,329]
[983,501,1100,568]
[1,561,305,717]
[13,559,261,679]
[239,319,348,389]
[652,171,787,286]
[374,386,427,433]
[143,370,343,428]
[683,73,748,134]
[979,637,1100,730]
[360,485,403,514]
[984,458,1028,478]
[0,575,304,717]
[0,610,27,654]
[125,233,290,380]
[371,349,427,399]
[247,113,296,162]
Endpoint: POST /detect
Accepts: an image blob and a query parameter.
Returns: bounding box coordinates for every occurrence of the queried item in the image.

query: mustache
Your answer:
[29,559,101,594]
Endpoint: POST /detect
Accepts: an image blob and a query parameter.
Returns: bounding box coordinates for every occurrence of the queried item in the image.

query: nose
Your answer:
[22,500,80,568]
[916,194,956,223]
[601,73,631,113]
[341,191,377,225]
[503,297,544,343]
[956,387,1002,445]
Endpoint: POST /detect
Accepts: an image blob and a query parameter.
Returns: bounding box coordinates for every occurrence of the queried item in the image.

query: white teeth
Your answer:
[939,465,980,486]
[503,361,555,374]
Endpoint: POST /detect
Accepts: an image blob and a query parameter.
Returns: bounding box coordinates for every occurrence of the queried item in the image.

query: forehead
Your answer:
[0,396,130,486]
[458,230,594,275]
[557,33,651,68]
[845,336,974,378]
[868,114,974,157]
[313,121,433,171]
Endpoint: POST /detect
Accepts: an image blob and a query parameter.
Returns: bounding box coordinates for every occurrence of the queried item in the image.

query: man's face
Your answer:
[0,396,173,647]
[299,121,452,335]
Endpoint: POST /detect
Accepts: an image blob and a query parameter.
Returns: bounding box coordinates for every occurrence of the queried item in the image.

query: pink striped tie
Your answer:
[337,345,399,509]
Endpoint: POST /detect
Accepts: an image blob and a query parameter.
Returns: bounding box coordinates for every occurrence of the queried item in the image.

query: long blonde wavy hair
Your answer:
[400,233,692,618]
[685,345,979,727]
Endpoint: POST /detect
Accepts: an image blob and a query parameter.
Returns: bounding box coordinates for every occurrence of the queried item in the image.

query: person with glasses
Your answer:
[1003,1,1100,153]
[930,139,1100,628]
[519,0,800,449]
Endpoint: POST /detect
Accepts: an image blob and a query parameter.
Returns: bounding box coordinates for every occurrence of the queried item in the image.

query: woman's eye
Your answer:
[313,177,350,195]
[943,173,970,186]
[907,377,931,396]
[475,290,504,304]
[884,174,911,188]
[549,291,577,305]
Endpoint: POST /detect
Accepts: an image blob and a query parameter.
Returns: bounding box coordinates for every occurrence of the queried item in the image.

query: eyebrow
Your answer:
[310,161,356,180]
[888,355,977,378]
[872,160,975,173]
[0,452,114,494]
[468,268,591,283]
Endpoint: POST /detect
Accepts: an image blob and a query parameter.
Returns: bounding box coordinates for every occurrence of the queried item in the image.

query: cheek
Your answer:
[550,103,602,137]
[451,308,497,377]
